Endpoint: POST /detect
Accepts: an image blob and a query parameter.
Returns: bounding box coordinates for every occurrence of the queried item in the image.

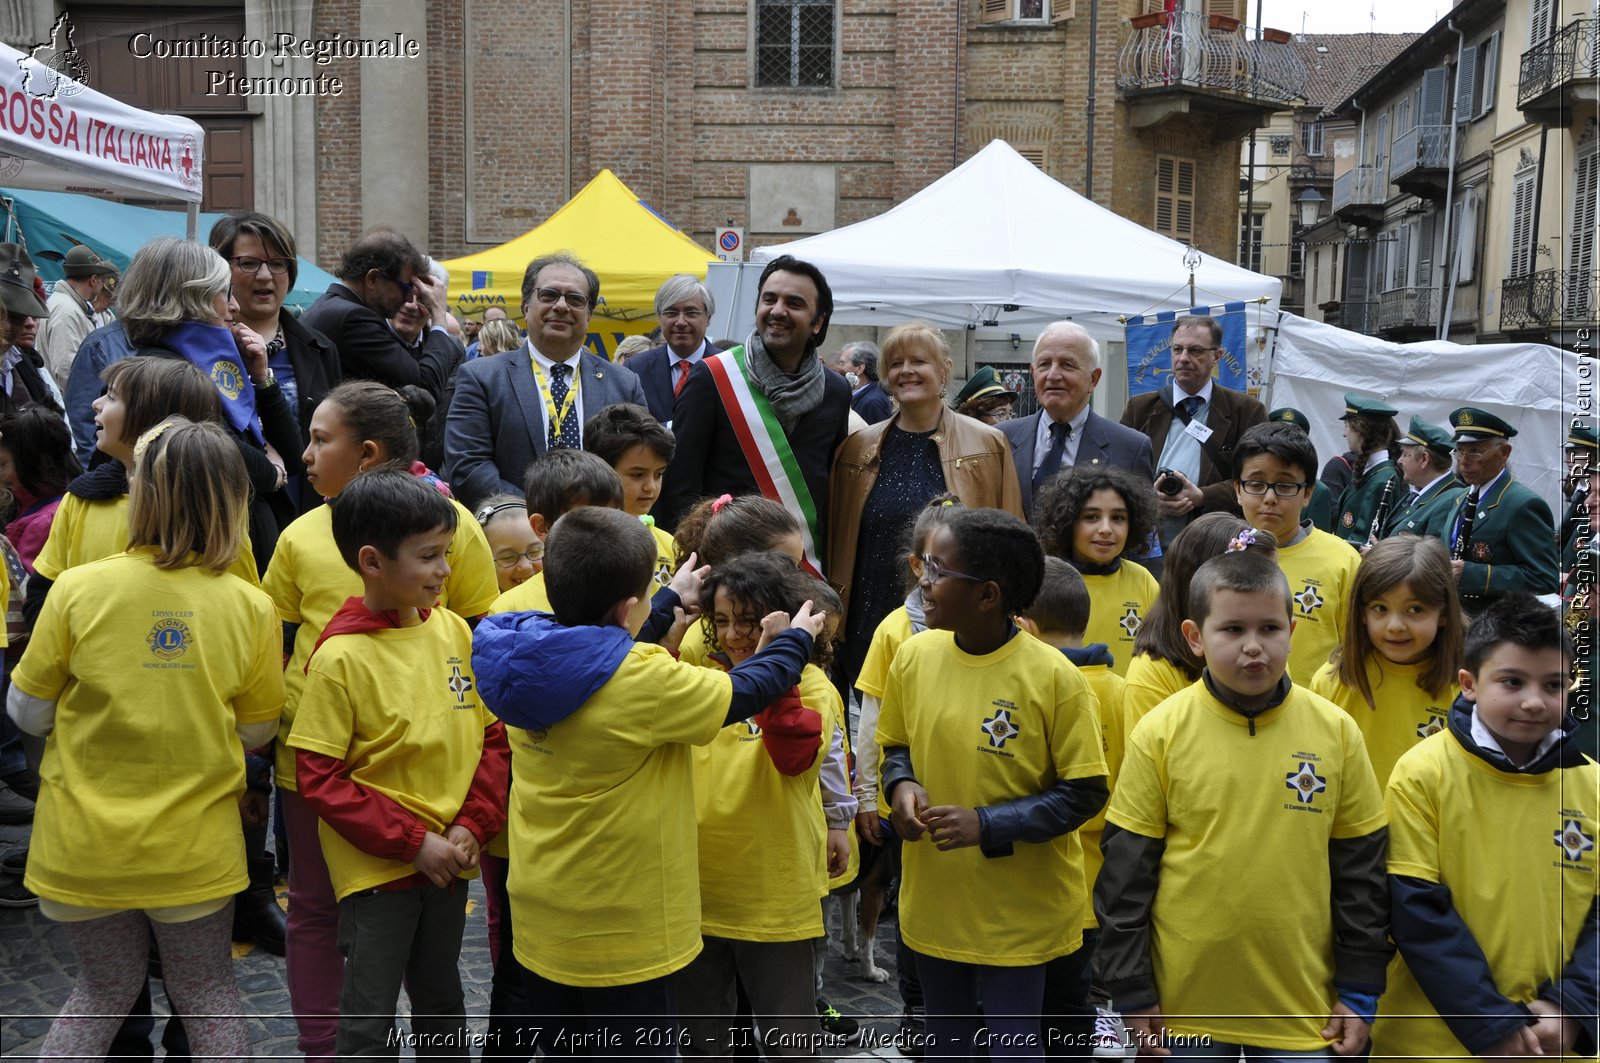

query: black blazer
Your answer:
[997,409,1155,519]
[628,340,714,426]
[1119,383,1268,516]
[851,380,895,424]
[300,283,462,404]
[657,357,852,559]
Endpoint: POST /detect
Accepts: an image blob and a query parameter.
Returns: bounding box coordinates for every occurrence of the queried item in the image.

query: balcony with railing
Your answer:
[1339,300,1379,335]
[1389,124,1453,197]
[1518,19,1599,125]
[1331,165,1387,226]
[1500,270,1600,330]
[1117,11,1308,134]
[1377,287,1439,333]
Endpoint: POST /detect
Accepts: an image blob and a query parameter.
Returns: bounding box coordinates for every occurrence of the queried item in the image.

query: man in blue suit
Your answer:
[997,321,1154,519]
[626,274,717,428]
[443,253,647,508]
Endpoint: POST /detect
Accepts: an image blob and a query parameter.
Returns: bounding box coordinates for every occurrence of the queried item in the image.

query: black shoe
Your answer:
[231,858,286,956]
[0,782,33,824]
[1,766,38,801]
[0,874,37,908]
[0,845,26,876]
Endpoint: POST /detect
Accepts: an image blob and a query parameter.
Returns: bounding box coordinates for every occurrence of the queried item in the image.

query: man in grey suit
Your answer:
[443,253,647,508]
[997,321,1155,518]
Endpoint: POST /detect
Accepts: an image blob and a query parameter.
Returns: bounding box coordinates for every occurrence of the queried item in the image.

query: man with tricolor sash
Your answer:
[658,255,851,576]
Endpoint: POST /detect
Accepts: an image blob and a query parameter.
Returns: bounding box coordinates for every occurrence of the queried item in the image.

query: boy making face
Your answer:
[1180,552,1294,711]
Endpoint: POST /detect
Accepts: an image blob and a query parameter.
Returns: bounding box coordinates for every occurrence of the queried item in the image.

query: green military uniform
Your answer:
[1268,406,1333,533]
[1333,393,1400,548]
[1385,416,1465,540]
[1444,407,1559,613]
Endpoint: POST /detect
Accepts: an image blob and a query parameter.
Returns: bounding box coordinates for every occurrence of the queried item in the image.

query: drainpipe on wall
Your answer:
[1438,19,1467,340]
[1085,0,1099,199]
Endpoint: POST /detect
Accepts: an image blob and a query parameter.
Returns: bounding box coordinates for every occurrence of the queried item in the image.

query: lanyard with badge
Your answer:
[530,355,580,440]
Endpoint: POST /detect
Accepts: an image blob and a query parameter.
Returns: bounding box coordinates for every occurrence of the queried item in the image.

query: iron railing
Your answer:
[1332,165,1386,214]
[1340,301,1379,335]
[1117,11,1308,103]
[1518,19,1598,107]
[1501,270,1600,328]
[1389,124,1452,181]
[1377,287,1439,331]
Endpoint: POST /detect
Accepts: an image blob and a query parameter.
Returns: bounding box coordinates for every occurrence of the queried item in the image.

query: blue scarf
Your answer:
[164,320,262,445]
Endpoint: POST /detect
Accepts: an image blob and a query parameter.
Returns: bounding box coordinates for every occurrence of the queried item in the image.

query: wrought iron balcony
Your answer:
[1339,300,1379,335]
[1389,124,1453,196]
[1331,165,1387,226]
[1377,287,1439,332]
[1518,19,1599,124]
[1501,270,1600,329]
[1117,11,1308,131]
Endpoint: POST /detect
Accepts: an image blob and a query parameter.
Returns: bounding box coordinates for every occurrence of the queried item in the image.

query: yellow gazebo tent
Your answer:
[442,169,717,359]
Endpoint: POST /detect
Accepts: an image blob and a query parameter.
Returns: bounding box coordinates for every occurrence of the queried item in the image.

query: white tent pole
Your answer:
[186,202,200,241]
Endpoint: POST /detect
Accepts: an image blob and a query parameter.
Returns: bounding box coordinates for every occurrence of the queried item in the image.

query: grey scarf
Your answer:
[743,330,826,435]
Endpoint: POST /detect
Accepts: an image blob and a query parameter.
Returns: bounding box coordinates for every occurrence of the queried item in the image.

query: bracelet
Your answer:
[254,366,277,389]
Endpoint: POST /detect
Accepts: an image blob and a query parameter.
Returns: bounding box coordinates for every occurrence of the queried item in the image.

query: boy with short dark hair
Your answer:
[1097,548,1389,1059]
[584,402,678,586]
[1233,421,1360,684]
[471,506,824,1054]
[1374,593,1599,1059]
[490,449,625,614]
[287,469,510,1058]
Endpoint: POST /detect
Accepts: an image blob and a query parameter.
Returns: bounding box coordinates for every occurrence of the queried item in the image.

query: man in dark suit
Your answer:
[626,273,716,428]
[1386,416,1464,539]
[658,255,851,570]
[443,253,647,508]
[997,322,1154,518]
[300,229,461,404]
[829,341,894,424]
[1119,315,1266,542]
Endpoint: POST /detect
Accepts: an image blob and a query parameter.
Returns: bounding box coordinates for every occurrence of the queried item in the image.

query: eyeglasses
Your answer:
[1237,480,1310,497]
[384,273,415,298]
[921,554,985,584]
[660,308,705,321]
[1170,344,1217,357]
[229,255,293,276]
[492,545,544,569]
[534,287,590,310]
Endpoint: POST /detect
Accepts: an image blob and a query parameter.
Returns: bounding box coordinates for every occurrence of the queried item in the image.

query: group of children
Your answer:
[2,361,1595,1062]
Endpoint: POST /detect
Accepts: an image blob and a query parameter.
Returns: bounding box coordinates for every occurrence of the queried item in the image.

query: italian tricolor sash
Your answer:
[704,346,824,578]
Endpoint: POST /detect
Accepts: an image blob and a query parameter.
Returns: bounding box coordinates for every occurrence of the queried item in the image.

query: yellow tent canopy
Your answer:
[442,169,717,359]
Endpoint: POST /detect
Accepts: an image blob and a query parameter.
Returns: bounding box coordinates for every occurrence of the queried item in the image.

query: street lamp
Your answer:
[1296,187,1325,228]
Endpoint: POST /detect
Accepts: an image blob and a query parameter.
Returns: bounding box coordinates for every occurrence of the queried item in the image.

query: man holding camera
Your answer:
[1119,316,1266,546]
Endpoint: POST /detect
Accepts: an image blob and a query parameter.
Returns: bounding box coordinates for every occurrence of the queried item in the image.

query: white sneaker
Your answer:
[1091,1005,1132,1058]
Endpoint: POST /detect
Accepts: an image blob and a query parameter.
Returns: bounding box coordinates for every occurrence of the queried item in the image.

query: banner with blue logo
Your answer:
[1125,303,1247,398]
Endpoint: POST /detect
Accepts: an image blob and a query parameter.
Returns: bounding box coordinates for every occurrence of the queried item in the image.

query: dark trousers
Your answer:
[914,949,1048,1061]
[335,881,469,1059]
[483,856,535,1061]
[1041,934,1096,1060]
[520,967,680,1059]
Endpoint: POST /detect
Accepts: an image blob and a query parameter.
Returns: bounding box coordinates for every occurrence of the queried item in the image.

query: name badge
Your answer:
[1184,419,1214,444]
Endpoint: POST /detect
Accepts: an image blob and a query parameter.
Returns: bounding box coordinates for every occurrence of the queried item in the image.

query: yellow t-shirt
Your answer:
[264,500,499,790]
[650,522,676,591]
[877,629,1107,966]
[1309,656,1457,789]
[1276,528,1360,685]
[695,663,831,941]
[1108,680,1386,1049]
[1075,661,1127,931]
[856,606,914,699]
[1372,733,1600,1061]
[34,492,259,586]
[507,644,734,986]
[16,550,283,908]
[286,609,491,900]
[489,570,551,615]
[1082,563,1159,677]
[1123,652,1194,735]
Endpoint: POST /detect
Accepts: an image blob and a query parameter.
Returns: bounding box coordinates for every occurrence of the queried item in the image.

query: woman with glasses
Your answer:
[828,321,1024,700]
[210,212,341,520]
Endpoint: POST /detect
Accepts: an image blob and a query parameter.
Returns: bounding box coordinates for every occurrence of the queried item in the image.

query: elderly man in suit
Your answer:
[443,253,647,508]
[997,321,1154,518]
[1119,315,1267,544]
[628,274,716,427]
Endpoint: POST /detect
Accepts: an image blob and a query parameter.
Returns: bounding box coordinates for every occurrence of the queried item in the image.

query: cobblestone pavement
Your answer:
[0,818,910,1061]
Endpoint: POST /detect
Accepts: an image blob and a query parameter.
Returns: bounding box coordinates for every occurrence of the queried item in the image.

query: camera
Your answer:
[1156,468,1184,496]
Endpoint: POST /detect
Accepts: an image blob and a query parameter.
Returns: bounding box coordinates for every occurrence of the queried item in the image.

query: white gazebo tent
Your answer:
[0,38,205,235]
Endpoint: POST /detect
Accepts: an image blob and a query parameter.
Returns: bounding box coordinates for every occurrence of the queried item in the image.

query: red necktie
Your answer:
[673,360,691,397]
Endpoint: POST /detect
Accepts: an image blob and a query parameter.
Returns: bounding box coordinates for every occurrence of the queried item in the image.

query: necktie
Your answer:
[1033,421,1070,494]
[1176,395,1204,422]
[547,362,581,451]
[673,359,691,398]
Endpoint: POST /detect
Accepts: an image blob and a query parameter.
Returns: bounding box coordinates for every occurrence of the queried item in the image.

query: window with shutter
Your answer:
[1420,67,1448,126]
[1346,243,1370,303]
[1392,225,1411,290]
[1454,45,1478,123]
[1530,0,1554,48]
[1569,128,1598,319]
[1203,0,1245,21]
[981,0,1011,24]
[1455,188,1478,285]
[1302,121,1325,157]
[1051,0,1075,22]
[1417,212,1436,287]
[1375,239,1390,298]
[1477,33,1499,115]
[1397,98,1412,135]
[1508,167,1537,277]
[1154,156,1197,241]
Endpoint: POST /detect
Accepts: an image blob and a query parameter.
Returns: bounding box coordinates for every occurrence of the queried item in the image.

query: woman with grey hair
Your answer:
[119,235,303,567]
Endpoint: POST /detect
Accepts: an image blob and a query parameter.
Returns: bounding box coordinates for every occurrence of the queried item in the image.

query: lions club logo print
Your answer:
[211,360,245,401]
[1293,583,1325,617]
[147,618,191,661]
[1285,761,1327,803]
[1415,714,1446,739]
[1118,607,1143,638]
[1555,819,1595,862]
[982,708,1019,750]
[447,665,473,705]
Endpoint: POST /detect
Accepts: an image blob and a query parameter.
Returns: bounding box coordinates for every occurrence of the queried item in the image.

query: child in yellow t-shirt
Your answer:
[1373,594,1598,1060]
[286,469,509,1059]
[1098,549,1388,1058]
[1232,421,1361,684]
[878,508,1108,1059]
[1123,513,1277,732]
[473,495,543,593]
[264,380,498,1061]
[1311,534,1464,787]
[1032,465,1160,676]
[583,402,678,588]
[11,419,283,1060]
[471,506,823,1054]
